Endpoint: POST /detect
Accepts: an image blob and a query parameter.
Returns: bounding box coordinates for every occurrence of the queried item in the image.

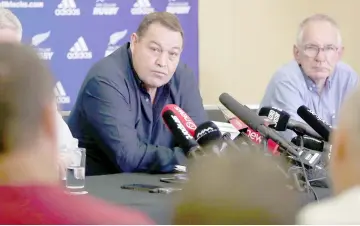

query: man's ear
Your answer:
[130,33,139,52]
[338,46,344,59]
[293,45,300,63]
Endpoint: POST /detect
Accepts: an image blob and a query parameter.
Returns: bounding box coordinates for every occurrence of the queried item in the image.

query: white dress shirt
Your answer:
[297,186,360,224]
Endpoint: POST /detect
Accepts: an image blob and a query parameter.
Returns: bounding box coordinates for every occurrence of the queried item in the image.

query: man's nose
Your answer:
[315,49,326,62]
[156,53,167,67]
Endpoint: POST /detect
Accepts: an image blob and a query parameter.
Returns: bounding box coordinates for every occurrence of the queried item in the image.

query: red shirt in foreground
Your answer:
[0,184,154,224]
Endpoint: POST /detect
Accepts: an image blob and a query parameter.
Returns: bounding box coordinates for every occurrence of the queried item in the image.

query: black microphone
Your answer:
[297,105,332,142]
[195,121,242,154]
[291,135,324,151]
[219,93,322,168]
[258,106,323,140]
[194,121,223,155]
[291,135,332,167]
[162,110,204,158]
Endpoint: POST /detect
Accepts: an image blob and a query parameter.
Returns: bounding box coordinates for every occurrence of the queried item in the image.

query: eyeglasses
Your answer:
[302,45,338,58]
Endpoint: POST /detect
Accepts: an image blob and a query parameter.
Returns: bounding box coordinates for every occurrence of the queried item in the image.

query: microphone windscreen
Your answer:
[161,104,197,136]
[194,121,222,147]
[219,93,263,130]
[258,107,290,131]
[297,105,331,141]
[162,109,199,152]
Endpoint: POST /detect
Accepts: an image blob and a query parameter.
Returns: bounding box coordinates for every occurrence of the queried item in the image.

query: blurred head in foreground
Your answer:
[173,149,301,225]
[330,86,360,195]
[0,8,22,42]
[0,43,58,184]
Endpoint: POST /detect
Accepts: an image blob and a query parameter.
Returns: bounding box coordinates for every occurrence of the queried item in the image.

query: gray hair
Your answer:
[0,8,22,41]
[296,14,342,46]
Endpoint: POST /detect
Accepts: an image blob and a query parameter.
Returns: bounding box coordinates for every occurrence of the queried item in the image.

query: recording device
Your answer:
[297,105,332,141]
[219,93,322,168]
[161,104,197,136]
[161,107,204,158]
[258,106,323,140]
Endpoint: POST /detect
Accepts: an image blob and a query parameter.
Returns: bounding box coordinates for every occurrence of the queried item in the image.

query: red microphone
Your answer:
[161,104,197,136]
[228,116,280,155]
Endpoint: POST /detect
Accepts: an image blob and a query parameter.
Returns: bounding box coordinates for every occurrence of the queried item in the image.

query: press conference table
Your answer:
[85,173,332,224]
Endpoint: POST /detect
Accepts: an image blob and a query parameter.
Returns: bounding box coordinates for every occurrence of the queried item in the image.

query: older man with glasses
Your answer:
[259,14,358,140]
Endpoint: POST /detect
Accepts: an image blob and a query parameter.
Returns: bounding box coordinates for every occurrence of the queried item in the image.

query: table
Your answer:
[85,173,333,224]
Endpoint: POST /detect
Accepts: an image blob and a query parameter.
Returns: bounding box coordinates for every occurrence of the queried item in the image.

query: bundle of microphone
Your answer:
[161,93,333,199]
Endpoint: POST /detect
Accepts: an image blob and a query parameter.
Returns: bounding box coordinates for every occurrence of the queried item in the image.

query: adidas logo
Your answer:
[54,81,70,104]
[32,31,54,60]
[105,30,127,57]
[166,0,191,14]
[131,0,154,15]
[93,0,119,16]
[67,36,92,60]
[54,0,80,16]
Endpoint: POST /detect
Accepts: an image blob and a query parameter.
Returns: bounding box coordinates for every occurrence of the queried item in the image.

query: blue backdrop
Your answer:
[6,0,198,111]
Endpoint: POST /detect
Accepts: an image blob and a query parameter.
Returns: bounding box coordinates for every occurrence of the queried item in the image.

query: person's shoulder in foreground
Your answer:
[0,185,154,225]
[297,186,360,225]
[0,43,153,224]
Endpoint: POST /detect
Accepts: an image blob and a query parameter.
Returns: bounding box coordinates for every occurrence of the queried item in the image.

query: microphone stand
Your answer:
[262,138,269,154]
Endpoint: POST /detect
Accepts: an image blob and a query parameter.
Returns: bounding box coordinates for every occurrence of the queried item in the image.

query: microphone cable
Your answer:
[297,135,319,202]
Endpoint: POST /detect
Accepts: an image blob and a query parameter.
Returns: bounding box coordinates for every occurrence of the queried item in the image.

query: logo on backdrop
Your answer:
[105,30,127,57]
[54,0,81,16]
[32,31,54,61]
[93,0,119,16]
[166,0,190,14]
[0,1,44,8]
[131,0,154,15]
[54,81,70,104]
[67,36,93,60]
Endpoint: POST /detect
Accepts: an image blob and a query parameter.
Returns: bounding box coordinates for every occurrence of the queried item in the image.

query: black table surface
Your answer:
[85,173,333,224]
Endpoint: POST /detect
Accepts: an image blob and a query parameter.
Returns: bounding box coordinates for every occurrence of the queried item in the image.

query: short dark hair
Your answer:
[0,43,54,152]
[136,12,184,40]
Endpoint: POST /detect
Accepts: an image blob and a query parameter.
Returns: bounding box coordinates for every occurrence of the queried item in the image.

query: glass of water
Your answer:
[66,148,86,191]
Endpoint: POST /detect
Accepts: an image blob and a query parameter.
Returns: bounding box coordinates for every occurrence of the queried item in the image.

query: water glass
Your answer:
[66,148,86,191]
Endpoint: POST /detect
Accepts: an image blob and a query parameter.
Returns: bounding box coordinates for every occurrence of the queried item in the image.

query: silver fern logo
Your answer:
[32,31,54,60]
[105,30,128,57]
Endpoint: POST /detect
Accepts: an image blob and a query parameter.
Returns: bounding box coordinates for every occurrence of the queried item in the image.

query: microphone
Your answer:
[291,135,332,167]
[291,135,324,151]
[161,108,204,158]
[258,106,323,140]
[194,121,224,155]
[228,116,280,155]
[219,93,322,168]
[297,105,332,142]
[161,104,197,136]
